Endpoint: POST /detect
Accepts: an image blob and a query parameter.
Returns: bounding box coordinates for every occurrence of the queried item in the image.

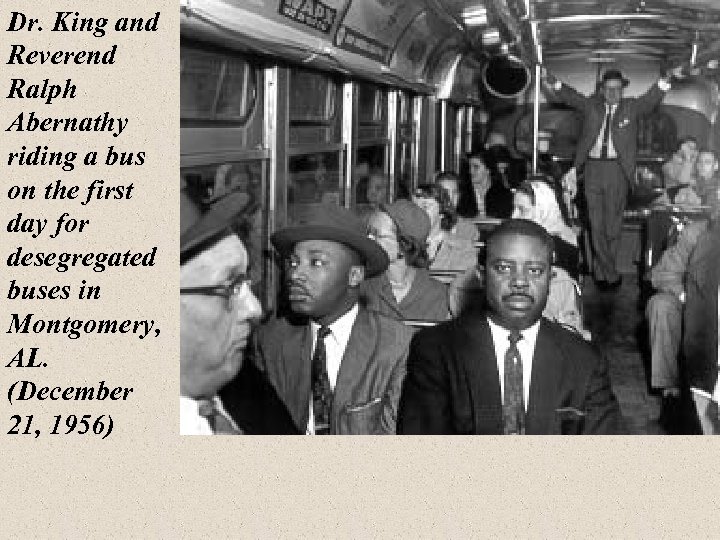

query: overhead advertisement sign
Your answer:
[278,0,338,34]
[335,0,422,63]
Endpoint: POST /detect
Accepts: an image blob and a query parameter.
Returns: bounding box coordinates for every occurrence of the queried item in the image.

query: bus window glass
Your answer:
[181,160,267,305]
[289,69,337,123]
[288,152,343,223]
[357,83,388,139]
[180,49,256,123]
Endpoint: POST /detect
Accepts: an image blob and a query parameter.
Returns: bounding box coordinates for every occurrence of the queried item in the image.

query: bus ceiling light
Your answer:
[462,6,487,27]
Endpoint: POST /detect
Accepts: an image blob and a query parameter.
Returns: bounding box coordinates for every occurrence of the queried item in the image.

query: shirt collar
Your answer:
[311,303,359,346]
[486,316,541,344]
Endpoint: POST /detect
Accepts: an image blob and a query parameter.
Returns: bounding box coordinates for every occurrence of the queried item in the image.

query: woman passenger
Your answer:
[512,177,579,280]
[435,171,479,241]
[512,177,587,337]
[362,200,449,322]
[412,184,477,272]
[467,151,514,218]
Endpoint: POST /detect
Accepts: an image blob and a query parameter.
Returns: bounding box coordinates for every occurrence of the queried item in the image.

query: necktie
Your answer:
[600,106,612,159]
[197,398,241,435]
[311,326,333,435]
[503,331,525,435]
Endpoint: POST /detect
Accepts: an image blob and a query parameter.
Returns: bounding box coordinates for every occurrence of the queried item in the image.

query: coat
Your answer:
[222,305,413,434]
[683,226,720,393]
[397,314,624,434]
[360,269,449,322]
[555,83,665,183]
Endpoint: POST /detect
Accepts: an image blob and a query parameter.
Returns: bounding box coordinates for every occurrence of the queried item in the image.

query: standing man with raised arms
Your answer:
[541,65,682,290]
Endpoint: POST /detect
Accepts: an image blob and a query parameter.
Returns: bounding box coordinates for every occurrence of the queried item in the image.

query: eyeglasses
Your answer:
[180,273,250,312]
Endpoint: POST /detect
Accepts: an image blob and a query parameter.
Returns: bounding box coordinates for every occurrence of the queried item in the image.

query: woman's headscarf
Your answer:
[528,180,577,246]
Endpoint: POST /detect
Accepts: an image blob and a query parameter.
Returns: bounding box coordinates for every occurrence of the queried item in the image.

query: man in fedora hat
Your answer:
[180,187,262,435]
[542,66,681,290]
[222,203,413,434]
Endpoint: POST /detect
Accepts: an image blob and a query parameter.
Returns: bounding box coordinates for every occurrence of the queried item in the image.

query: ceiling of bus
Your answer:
[180,0,720,97]
[438,0,720,69]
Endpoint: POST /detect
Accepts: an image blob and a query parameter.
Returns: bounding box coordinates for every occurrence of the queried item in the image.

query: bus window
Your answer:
[288,152,343,223]
[357,82,388,138]
[290,69,337,123]
[180,49,256,123]
[181,160,267,306]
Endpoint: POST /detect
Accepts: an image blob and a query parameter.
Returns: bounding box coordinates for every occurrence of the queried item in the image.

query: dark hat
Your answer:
[181,189,250,256]
[271,203,389,277]
[380,199,431,246]
[601,69,629,87]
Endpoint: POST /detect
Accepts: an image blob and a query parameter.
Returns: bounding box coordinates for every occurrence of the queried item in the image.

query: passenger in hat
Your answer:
[180,188,262,435]
[542,64,683,291]
[362,199,450,322]
[222,203,413,435]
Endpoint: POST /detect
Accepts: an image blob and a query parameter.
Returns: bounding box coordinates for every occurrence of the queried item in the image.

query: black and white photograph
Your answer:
[179,0,720,436]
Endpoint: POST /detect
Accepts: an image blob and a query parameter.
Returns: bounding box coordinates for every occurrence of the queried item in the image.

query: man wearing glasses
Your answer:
[223,203,412,434]
[180,189,262,435]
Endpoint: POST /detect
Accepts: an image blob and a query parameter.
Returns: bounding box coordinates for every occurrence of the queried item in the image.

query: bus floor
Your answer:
[582,272,699,435]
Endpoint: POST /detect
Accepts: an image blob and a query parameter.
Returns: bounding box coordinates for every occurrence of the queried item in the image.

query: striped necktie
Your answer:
[600,106,612,159]
[503,331,525,435]
[311,326,333,435]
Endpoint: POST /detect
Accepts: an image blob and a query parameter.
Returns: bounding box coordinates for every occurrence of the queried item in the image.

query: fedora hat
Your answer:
[181,189,251,257]
[271,203,389,277]
[601,69,629,88]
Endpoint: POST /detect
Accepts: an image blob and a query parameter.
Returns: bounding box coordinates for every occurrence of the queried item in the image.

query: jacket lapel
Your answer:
[527,320,563,434]
[279,323,312,432]
[332,308,375,421]
[461,316,503,434]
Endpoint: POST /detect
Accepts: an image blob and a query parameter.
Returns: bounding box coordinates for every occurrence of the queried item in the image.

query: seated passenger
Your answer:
[222,204,413,434]
[662,136,698,190]
[397,219,624,435]
[435,171,479,241]
[180,190,263,435]
[646,184,720,407]
[512,178,580,279]
[363,200,449,322]
[682,212,720,434]
[691,148,719,205]
[412,184,477,272]
[512,178,586,337]
[468,151,513,219]
[366,171,388,207]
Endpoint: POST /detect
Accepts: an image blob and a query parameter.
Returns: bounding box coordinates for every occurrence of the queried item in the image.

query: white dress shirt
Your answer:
[306,303,359,434]
[590,103,617,159]
[487,317,541,411]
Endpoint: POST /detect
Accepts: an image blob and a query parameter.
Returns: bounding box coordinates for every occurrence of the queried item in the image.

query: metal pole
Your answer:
[533,63,540,174]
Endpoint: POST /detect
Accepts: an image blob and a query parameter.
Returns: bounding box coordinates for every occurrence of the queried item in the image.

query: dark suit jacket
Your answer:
[397,314,624,434]
[555,83,665,182]
[683,226,720,393]
[222,306,413,434]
